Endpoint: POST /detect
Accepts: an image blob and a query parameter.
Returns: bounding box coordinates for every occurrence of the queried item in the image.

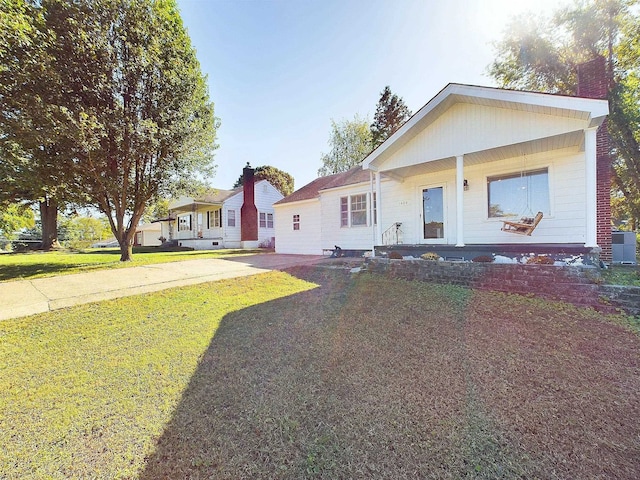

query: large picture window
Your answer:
[487,168,550,218]
[340,194,369,227]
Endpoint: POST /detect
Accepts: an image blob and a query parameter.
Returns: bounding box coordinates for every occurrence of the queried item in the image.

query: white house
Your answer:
[160,166,283,250]
[275,59,612,263]
[133,222,162,247]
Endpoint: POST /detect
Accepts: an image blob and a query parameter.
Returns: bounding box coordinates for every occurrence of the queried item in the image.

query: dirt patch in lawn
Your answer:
[140,268,640,479]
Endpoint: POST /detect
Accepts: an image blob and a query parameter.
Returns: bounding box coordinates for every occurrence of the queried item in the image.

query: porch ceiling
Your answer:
[379,130,584,179]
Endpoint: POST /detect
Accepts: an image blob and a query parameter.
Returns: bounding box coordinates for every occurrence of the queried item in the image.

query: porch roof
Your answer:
[362,83,609,176]
[168,186,242,212]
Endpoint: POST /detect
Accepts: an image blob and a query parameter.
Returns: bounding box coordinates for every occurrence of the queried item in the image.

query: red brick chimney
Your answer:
[240,163,258,243]
[576,56,612,262]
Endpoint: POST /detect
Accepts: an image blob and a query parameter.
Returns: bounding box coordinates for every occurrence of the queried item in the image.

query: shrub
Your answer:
[472,255,494,263]
[388,251,403,260]
[525,255,555,265]
[420,252,440,261]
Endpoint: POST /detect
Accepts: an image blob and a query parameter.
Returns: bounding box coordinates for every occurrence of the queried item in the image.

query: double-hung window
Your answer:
[259,212,274,228]
[487,168,550,218]
[293,214,300,230]
[208,210,221,228]
[227,209,236,227]
[340,194,368,227]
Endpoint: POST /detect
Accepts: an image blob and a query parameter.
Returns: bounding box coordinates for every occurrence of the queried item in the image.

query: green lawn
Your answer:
[1,268,638,479]
[0,247,264,281]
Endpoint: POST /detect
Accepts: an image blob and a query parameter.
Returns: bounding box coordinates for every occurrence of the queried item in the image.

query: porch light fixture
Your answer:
[463,179,469,191]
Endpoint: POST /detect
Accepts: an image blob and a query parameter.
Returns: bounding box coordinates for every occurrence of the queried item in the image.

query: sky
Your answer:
[176,0,570,192]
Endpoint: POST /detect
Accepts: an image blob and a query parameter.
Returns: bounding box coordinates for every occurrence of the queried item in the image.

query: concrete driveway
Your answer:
[0,254,325,321]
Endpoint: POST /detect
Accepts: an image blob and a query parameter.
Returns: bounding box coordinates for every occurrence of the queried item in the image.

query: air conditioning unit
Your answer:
[612,231,637,264]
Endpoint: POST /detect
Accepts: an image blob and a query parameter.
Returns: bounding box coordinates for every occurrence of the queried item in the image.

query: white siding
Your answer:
[222,180,283,248]
[319,186,376,251]
[254,181,283,247]
[383,103,587,171]
[274,201,323,254]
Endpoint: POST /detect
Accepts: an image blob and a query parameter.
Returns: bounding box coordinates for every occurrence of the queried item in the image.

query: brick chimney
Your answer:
[577,56,612,262]
[240,163,258,244]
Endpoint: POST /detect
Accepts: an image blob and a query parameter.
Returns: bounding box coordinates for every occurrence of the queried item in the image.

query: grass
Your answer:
[1,267,639,478]
[0,247,265,281]
[601,264,640,287]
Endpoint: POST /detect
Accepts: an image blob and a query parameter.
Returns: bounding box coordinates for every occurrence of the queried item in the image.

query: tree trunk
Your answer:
[39,198,60,250]
[118,236,133,262]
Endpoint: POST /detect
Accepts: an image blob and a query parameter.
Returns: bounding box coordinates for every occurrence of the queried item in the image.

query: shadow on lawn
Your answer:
[139,266,476,479]
[139,267,640,479]
[0,262,105,281]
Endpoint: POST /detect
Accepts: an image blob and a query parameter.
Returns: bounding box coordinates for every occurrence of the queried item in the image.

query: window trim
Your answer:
[487,167,550,219]
[178,214,192,231]
[293,214,300,231]
[340,193,372,228]
[259,212,274,229]
[227,209,236,227]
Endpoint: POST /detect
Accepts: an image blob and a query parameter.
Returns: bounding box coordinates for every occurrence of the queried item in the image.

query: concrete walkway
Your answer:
[0,254,325,321]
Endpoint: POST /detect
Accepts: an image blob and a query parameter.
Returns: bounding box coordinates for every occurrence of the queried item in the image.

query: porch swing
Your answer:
[500,156,544,236]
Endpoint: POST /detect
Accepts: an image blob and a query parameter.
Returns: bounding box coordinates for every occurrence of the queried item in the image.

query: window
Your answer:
[340,194,369,227]
[340,197,349,227]
[227,209,236,227]
[178,215,191,231]
[208,209,220,228]
[293,214,300,230]
[487,168,550,218]
[260,212,274,229]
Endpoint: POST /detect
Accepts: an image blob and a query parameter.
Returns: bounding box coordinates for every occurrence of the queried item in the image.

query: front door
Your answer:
[422,186,444,241]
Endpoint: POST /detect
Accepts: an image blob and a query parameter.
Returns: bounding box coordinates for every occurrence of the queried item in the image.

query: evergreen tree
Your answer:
[370,86,412,149]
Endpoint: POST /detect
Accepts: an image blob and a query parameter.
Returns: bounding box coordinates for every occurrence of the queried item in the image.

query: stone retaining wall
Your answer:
[362,258,638,315]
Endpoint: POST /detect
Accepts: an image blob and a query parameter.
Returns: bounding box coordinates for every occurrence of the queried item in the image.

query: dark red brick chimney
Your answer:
[240,163,258,242]
[577,56,612,262]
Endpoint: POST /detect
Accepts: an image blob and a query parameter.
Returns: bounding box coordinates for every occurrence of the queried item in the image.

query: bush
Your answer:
[388,251,403,260]
[420,252,440,261]
[525,255,555,265]
[472,255,494,263]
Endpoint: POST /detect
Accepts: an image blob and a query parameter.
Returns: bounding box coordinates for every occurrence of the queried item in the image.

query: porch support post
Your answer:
[585,127,598,248]
[455,155,465,247]
[375,171,382,247]
[369,170,376,256]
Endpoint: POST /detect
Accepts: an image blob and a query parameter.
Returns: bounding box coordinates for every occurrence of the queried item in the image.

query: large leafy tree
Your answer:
[233,165,295,197]
[1,0,218,261]
[318,115,372,176]
[0,0,72,249]
[488,0,640,228]
[370,86,412,150]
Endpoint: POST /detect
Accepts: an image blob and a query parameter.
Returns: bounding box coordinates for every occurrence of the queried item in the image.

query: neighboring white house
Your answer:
[132,223,162,247]
[275,80,611,261]
[160,169,283,250]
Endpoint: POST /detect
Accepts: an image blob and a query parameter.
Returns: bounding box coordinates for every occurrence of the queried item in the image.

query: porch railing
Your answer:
[382,222,403,245]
